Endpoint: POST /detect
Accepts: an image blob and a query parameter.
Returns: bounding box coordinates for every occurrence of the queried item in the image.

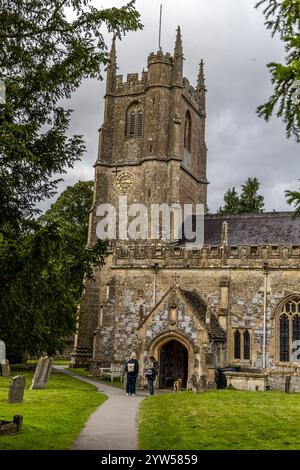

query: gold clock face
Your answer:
[115,171,135,194]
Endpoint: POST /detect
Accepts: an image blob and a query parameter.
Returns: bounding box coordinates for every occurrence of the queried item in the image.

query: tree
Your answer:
[239,177,265,213]
[40,180,103,294]
[217,188,240,215]
[40,181,93,248]
[0,1,141,356]
[286,184,300,214]
[218,178,265,214]
[0,0,142,235]
[256,0,300,141]
[0,181,107,358]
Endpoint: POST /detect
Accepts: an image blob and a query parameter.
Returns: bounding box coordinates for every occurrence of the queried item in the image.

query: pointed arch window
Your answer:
[243,330,251,360]
[126,102,143,138]
[234,329,241,359]
[184,110,192,153]
[278,298,300,363]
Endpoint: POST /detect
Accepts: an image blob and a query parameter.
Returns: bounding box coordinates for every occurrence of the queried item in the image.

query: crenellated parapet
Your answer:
[147,51,173,66]
[114,72,147,95]
[112,242,300,269]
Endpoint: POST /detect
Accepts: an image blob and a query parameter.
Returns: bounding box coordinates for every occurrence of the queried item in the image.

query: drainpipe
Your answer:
[153,263,159,307]
[262,262,269,371]
[98,304,104,328]
[106,283,110,301]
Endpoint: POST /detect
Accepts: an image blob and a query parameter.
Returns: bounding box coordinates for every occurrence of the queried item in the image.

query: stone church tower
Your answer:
[72,28,300,393]
[87,27,208,248]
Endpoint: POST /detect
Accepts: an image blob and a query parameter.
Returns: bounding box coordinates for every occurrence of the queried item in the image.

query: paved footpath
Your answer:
[56,367,147,450]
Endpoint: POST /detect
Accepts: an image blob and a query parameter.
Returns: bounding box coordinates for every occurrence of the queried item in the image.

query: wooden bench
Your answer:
[99,364,124,382]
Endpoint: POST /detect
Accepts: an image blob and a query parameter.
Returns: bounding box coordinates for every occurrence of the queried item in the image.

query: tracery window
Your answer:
[278,298,300,363]
[126,102,143,138]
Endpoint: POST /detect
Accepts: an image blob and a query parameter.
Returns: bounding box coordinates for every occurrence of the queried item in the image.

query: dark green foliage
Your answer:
[0,224,76,356]
[0,0,142,234]
[0,182,107,357]
[40,180,107,292]
[217,188,240,215]
[239,178,265,213]
[256,0,300,141]
[286,184,300,214]
[0,1,141,357]
[218,178,265,214]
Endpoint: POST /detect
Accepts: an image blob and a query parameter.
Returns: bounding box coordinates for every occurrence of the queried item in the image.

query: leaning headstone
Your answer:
[285,375,291,394]
[8,376,26,403]
[30,356,53,390]
[0,340,5,363]
[1,359,11,377]
[13,415,23,432]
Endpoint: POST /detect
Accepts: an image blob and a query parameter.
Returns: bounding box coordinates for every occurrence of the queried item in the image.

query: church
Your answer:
[71,28,300,392]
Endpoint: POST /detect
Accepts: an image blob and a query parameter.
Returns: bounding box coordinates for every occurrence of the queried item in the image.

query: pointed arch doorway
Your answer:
[159,339,188,389]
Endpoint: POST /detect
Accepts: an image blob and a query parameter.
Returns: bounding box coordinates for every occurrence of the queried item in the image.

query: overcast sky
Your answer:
[49,0,299,213]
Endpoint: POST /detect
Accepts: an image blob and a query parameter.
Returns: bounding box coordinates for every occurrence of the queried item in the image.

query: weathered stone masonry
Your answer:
[72,28,300,392]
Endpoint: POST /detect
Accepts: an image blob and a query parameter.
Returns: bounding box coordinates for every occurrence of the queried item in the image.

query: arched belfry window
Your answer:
[278,297,300,363]
[126,102,143,138]
[184,110,192,153]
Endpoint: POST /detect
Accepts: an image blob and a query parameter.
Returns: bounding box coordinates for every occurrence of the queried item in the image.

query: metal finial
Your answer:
[158,4,163,51]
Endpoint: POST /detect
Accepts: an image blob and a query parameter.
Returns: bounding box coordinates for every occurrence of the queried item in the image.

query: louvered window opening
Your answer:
[127,106,143,138]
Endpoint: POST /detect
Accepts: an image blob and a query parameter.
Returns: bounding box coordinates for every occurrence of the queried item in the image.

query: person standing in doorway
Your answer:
[145,356,159,396]
[125,352,139,396]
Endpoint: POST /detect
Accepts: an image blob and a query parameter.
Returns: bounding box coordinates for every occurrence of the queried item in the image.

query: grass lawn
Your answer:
[53,359,71,366]
[0,369,106,450]
[27,359,70,366]
[138,390,300,450]
[69,368,124,389]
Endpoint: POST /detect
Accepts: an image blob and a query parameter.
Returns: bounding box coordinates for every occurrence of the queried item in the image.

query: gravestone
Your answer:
[285,375,291,393]
[1,359,11,377]
[190,373,207,393]
[0,415,23,436]
[0,340,5,363]
[8,376,26,403]
[30,356,53,390]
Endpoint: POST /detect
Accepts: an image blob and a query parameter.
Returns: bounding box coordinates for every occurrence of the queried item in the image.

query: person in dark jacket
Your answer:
[145,356,159,396]
[124,352,139,396]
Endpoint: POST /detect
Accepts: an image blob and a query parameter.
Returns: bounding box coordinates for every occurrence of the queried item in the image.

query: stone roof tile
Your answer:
[180,212,300,246]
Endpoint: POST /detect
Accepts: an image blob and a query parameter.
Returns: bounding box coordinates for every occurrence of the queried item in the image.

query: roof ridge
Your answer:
[205,212,298,219]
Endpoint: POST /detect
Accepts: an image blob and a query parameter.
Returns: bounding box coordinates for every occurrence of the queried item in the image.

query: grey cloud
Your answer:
[40,0,299,213]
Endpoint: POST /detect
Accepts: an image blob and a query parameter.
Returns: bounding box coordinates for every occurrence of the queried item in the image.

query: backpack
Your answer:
[145,368,154,378]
